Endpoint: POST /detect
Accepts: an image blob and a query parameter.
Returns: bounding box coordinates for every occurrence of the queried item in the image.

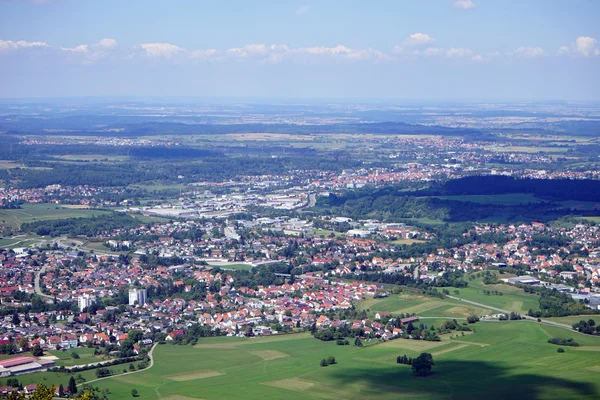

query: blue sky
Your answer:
[0,0,599,100]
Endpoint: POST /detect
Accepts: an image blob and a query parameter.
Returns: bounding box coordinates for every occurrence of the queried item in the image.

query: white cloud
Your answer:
[227,44,270,57]
[0,39,49,51]
[189,48,218,60]
[61,44,89,53]
[575,36,599,57]
[296,5,311,14]
[97,38,117,49]
[140,42,184,57]
[514,46,545,57]
[472,55,485,62]
[403,33,436,46]
[557,36,600,57]
[452,0,475,9]
[446,47,472,58]
[422,47,444,55]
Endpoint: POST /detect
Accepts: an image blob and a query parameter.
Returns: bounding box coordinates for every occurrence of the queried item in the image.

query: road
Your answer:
[445,295,578,332]
[78,343,157,387]
[307,193,317,208]
[34,264,53,298]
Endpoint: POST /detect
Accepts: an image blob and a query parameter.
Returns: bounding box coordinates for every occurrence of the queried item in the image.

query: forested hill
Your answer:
[315,176,600,223]
[422,176,600,202]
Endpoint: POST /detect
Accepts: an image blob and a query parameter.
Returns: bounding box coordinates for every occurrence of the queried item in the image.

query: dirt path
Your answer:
[77,343,157,387]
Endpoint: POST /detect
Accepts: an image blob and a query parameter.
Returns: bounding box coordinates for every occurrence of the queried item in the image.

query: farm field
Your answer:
[484,145,571,153]
[311,229,345,238]
[208,263,255,271]
[546,316,597,327]
[451,279,541,315]
[47,347,112,367]
[88,322,600,400]
[390,238,425,245]
[357,293,490,319]
[0,204,109,229]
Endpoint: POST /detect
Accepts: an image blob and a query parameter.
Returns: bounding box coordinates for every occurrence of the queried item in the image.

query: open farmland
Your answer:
[80,322,600,400]
[0,204,109,229]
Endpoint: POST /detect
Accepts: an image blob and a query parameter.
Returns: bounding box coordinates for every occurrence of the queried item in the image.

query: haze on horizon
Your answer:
[0,0,599,101]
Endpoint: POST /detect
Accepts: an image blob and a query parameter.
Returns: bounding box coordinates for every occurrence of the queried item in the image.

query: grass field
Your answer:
[546,316,597,327]
[53,155,129,162]
[208,263,255,271]
[49,347,106,367]
[79,322,600,400]
[452,276,541,315]
[357,293,489,318]
[311,229,345,238]
[0,204,109,229]
[484,145,571,154]
[390,238,425,245]
[580,217,600,223]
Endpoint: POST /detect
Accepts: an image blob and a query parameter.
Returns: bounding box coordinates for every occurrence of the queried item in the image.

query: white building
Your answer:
[78,294,96,312]
[129,288,147,306]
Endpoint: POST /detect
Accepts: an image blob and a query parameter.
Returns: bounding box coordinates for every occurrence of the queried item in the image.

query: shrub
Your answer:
[320,359,328,367]
[326,356,336,365]
[557,348,565,353]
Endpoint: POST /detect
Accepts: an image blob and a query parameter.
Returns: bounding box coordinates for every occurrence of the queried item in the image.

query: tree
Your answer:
[58,384,64,397]
[5,383,92,400]
[411,352,434,376]
[128,330,143,343]
[12,312,20,326]
[18,337,29,352]
[71,351,80,359]
[68,376,78,395]
[354,337,363,347]
[326,356,336,365]
[6,378,20,388]
[32,344,43,357]
[131,389,139,397]
[320,358,328,367]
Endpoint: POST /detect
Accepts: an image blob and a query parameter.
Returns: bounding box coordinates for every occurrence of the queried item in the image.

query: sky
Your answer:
[0,0,599,101]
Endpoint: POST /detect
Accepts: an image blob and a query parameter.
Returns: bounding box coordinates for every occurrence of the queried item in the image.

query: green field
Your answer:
[311,229,345,238]
[78,322,600,400]
[208,263,255,271]
[49,347,107,367]
[546,316,598,327]
[0,204,109,229]
[452,276,541,314]
[358,293,490,319]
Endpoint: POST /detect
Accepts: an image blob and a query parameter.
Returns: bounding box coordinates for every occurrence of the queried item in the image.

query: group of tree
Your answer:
[21,213,141,237]
[319,356,337,367]
[499,312,522,321]
[547,337,579,347]
[4,383,93,400]
[411,352,434,376]
[572,319,600,335]
[397,354,413,365]
[527,288,599,318]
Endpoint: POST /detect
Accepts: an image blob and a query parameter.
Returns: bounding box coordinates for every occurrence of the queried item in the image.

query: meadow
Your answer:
[85,322,600,400]
[0,204,109,229]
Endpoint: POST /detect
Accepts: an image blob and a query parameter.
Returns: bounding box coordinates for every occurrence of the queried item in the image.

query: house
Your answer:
[375,311,391,320]
[60,334,78,349]
[400,316,419,325]
[166,330,185,341]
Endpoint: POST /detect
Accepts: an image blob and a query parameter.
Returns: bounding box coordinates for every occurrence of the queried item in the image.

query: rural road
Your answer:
[446,295,578,331]
[34,264,53,298]
[77,343,158,387]
[307,193,317,208]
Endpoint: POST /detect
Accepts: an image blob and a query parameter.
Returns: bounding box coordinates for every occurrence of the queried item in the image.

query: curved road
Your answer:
[34,264,53,298]
[445,295,585,333]
[77,343,158,387]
